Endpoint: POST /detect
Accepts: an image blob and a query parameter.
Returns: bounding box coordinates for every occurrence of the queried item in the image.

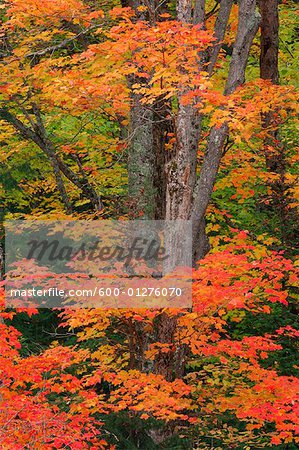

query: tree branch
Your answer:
[208,0,233,75]
[191,0,261,263]
[25,25,101,59]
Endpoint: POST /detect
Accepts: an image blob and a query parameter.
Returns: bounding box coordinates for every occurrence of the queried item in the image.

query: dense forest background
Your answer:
[0,0,298,448]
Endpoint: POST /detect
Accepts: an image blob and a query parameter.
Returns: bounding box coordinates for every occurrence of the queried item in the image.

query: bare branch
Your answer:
[25,24,101,59]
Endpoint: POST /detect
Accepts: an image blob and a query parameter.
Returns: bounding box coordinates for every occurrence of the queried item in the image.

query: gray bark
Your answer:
[177,0,192,22]
[208,0,234,75]
[164,0,204,223]
[194,0,205,25]
[191,123,228,262]
[165,106,200,221]
[225,1,261,95]
[127,0,171,220]
[191,0,260,262]
[128,97,156,218]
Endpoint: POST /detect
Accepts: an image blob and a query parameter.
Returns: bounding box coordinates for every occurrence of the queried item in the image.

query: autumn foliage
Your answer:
[0,0,298,449]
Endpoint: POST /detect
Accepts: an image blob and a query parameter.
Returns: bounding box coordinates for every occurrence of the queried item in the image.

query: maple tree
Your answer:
[0,0,298,449]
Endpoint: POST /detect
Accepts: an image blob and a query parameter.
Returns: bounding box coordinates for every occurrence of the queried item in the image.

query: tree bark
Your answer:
[194,0,205,25]
[127,0,171,220]
[151,0,260,381]
[259,0,296,248]
[259,0,280,171]
[165,0,203,223]
[128,96,156,218]
[260,0,279,84]
[191,0,260,262]
[208,0,234,75]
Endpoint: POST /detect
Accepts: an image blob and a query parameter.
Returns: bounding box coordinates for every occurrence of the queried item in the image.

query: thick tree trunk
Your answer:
[128,96,156,218]
[165,0,203,223]
[152,0,260,382]
[127,0,170,220]
[153,98,169,220]
[153,312,177,381]
[165,105,200,221]
[125,0,179,386]
[157,0,203,382]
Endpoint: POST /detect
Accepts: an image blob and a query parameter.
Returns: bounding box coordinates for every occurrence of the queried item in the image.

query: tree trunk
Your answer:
[151,0,260,382]
[260,0,279,84]
[208,0,234,75]
[128,96,156,219]
[259,0,280,173]
[259,0,296,248]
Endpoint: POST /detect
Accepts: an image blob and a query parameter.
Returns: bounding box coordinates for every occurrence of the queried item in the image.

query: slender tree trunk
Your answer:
[208,0,234,75]
[260,0,279,84]
[259,0,280,173]
[0,107,103,212]
[49,154,72,213]
[259,0,296,248]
